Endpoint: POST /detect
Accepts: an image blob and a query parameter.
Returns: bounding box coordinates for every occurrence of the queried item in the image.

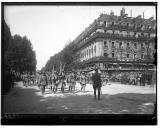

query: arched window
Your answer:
[112,52,115,58]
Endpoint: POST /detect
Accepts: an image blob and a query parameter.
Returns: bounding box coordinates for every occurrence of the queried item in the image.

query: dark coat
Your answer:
[92,72,102,88]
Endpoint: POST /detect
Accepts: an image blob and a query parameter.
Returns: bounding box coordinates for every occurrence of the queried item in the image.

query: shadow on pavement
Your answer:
[2,85,156,114]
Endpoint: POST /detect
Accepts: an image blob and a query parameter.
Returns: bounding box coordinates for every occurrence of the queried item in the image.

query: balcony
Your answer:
[98,24,156,33]
[77,31,155,51]
[76,23,156,48]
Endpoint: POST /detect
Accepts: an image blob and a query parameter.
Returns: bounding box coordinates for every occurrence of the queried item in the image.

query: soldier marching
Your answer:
[18,65,155,101]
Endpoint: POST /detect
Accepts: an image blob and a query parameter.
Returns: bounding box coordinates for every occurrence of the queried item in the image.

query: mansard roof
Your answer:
[73,10,156,46]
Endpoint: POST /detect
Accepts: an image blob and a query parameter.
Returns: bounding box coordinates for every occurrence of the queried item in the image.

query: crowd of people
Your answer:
[19,68,156,100]
[107,71,156,86]
[21,71,90,95]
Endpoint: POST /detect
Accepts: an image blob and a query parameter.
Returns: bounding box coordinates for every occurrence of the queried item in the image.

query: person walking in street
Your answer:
[91,68,102,100]
[60,72,66,93]
[68,72,76,93]
[40,73,47,95]
[80,72,87,93]
[54,73,59,93]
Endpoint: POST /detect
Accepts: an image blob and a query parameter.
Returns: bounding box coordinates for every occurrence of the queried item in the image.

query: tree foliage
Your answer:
[5,34,37,73]
[43,41,77,72]
[3,20,37,94]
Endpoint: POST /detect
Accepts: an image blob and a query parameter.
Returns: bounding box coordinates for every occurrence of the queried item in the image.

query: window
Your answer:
[104,21,106,25]
[127,43,129,47]
[141,24,143,28]
[112,42,115,47]
[134,43,137,48]
[145,42,148,45]
[112,22,114,26]
[141,33,144,37]
[89,49,91,56]
[127,54,129,58]
[148,33,150,37]
[123,22,126,26]
[104,41,107,47]
[119,42,122,48]
[141,43,143,48]
[112,52,115,58]
[94,45,96,53]
[141,54,144,59]
[104,30,107,33]
[134,54,136,58]
[104,53,107,56]
[127,23,129,27]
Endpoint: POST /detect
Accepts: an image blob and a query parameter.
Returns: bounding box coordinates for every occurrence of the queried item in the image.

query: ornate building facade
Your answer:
[72,8,156,73]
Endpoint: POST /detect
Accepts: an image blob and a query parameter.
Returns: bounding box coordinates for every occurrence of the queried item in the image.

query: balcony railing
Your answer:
[98,24,156,33]
[77,31,155,50]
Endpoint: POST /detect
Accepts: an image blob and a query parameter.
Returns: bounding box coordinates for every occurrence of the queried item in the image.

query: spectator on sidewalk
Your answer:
[91,68,102,100]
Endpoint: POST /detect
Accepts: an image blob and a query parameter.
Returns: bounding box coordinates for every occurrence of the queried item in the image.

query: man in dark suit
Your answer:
[92,68,102,100]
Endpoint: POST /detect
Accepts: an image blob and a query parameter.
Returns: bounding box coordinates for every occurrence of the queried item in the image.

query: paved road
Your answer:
[2,81,156,114]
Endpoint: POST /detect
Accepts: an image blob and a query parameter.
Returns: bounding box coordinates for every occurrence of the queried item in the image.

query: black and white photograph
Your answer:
[1,2,157,125]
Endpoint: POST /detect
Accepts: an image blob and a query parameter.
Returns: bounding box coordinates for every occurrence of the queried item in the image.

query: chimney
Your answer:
[120,8,125,16]
[130,10,132,17]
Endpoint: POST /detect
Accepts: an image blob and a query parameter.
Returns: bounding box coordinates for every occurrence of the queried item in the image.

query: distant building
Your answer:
[72,8,156,73]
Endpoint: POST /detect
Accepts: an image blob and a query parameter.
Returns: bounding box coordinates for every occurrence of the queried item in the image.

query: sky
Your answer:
[4,5,156,70]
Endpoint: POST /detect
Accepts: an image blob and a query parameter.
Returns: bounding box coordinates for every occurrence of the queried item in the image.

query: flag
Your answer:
[52,65,55,74]
[59,63,62,75]
[62,63,66,72]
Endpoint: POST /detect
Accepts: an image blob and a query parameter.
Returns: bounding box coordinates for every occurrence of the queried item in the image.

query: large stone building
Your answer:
[72,8,156,74]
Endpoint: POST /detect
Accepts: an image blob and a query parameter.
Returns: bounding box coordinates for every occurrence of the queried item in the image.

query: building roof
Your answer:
[73,9,156,48]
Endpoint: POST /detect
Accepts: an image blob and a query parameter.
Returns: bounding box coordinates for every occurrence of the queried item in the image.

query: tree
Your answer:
[43,41,77,72]
[5,35,37,74]
[3,20,37,94]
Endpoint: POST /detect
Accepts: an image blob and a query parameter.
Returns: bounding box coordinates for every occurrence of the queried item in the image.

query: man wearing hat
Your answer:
[91,68,102,100]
